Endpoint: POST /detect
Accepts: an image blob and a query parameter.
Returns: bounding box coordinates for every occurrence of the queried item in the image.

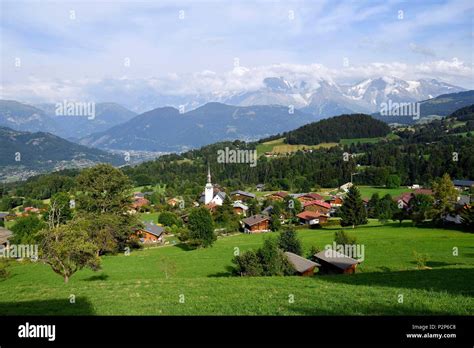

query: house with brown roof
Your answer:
[241,214,270,233]
[285,252,320,276]
[303,200,331,214]
[133,222,165,244]
[296,210,328,226]
[326,196,343,207]
[266,191,288,201]
[313,249,360,274]
[230,190,256,202]
[297,193,324,203]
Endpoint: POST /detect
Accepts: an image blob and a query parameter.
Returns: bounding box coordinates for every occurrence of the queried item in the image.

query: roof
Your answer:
[230,190,256,199]
[133,192,145,198]
[141,222,165,237]
[284,252,320,273]
[297,210,323,220]
[242,214,270,226]
[303,200,331,209]
[313,249,360,270]
[413,188,433,195]
[302,193,324,200]
[233,202,249,210]
[216,191,227,200]
[0,212,8,218]
[457,195,471,206]
[256,184,265,188]
[261,205,273,215]
[453,179,474,187]
[271,191,288,198]
[0,227,13,245]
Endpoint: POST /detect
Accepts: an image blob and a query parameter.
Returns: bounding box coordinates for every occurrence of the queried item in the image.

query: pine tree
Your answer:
[339,186,368,228]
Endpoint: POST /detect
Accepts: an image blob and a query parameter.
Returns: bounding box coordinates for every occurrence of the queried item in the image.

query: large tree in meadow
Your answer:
[339,186,368,228]
[39,217,101,283]
[75,164,141,252]
[188,207,215,247]
[432,173,458,222]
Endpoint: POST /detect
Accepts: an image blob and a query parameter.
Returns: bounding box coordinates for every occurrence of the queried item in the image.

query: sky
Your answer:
[0,0,473,103]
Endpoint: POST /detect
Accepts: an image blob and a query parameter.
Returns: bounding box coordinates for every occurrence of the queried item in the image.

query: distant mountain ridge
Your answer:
[0,126,124,181]
[0,100,136,139]
[79,103,320,152]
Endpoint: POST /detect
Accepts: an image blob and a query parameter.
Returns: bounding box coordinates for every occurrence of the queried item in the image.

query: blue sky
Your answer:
[0,0,473,102]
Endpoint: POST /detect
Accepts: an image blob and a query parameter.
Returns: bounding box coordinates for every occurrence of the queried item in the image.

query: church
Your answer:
[200,165,226,206]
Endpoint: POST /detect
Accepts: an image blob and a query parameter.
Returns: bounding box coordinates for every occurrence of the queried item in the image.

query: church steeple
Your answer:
[207,163,212,184]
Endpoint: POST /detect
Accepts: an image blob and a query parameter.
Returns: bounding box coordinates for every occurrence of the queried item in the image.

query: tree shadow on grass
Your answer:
[83,274,109,281]
[208,266,235,278]
[0,297,95,315]
[174,243,195,251]
[315,268,474,297]
[285,302,455,316]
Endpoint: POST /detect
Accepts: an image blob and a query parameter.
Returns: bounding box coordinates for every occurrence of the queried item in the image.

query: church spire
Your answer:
[207,163,211,184]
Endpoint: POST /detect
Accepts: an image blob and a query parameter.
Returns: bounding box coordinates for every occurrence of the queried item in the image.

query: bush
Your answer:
[232,250,263,276]
[413,251,429,269]
[233,237,294,277]
[307,245,321,259]
[334,230,357,247]
[278,229,303,255]
[0,260,10,280]
[158,211,180,227]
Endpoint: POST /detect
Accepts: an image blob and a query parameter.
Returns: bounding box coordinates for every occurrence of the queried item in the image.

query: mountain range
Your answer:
[79,103,318,152]
[0,126,124,181]
[0,100,136,140]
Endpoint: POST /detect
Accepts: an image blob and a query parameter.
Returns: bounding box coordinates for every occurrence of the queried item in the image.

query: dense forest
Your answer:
[3,109,473,202]
[259,114,391,145]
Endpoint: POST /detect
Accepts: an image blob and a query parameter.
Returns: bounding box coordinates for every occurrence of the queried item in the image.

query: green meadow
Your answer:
[0,220,473,315]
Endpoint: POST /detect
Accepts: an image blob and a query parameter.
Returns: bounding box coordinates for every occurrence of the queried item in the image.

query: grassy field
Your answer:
[356,186,413,199]
[1,220,473,316]
[256,138,338,156]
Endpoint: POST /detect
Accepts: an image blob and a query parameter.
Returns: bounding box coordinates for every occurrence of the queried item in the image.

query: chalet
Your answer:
[0,227,12,248]
[284,252,320,276]
[232,202,249,216]
[296,210,328,226]
[167,198,180,207]
[303,200,331,214]
[326,196,343,207]
[266,191,288,201]
[204,202,219,213]
[453,179,474,190]
[395,189,434,208]
[242,214,270,233]
[297,193,324,203]
[23,207,40,214]
[256,184,265,192]
[313,249,360,274]
[134,222,165,244]
[132,197,150,210]
[261,205,273,216]
[230,190,256,202]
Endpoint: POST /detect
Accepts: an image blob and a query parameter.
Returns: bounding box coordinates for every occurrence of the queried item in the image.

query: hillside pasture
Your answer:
[0,221,473,315]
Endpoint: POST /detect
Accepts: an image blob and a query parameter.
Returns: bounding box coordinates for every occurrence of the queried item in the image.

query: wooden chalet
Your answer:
[297,193,324,203]
[242,214,270,233]
[230,190,256,202]
[296,210,328,226]
[232,202,249,216]
[266,191,288,201]
[303,200,331,214]
[313,249,360,274]
[326,196,343,207]
[132,197,150,209]
[285,252,320,276]
[133,222,165,244]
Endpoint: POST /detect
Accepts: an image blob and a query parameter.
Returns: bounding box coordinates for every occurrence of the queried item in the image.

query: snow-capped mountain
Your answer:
[221,76,466,118]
